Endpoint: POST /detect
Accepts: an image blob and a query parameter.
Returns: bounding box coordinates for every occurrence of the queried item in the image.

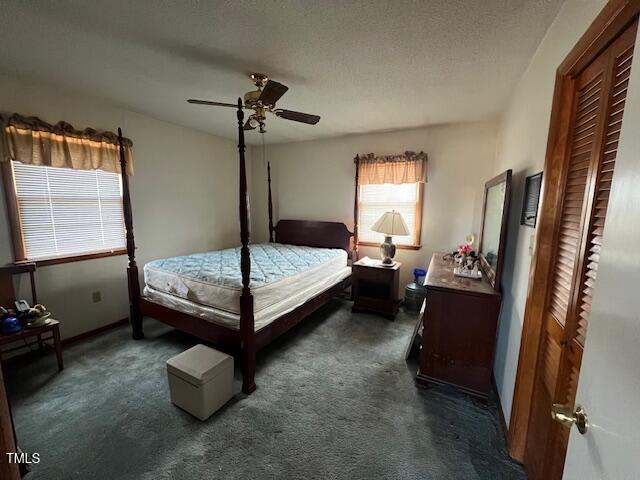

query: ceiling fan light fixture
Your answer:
[188,73,320,130]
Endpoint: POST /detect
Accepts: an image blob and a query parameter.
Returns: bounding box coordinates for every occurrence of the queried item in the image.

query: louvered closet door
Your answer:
[525,20,637,480]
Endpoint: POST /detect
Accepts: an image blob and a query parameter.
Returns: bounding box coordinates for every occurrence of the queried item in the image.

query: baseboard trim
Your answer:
[62,318,129,346]
[492,374,514,460]
[1,318,129,366]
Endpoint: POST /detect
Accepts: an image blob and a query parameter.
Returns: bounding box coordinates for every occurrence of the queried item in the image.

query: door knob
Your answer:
[551,404,589,434]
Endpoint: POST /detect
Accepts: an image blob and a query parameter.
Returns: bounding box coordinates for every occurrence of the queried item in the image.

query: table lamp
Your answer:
[371,210,409,265]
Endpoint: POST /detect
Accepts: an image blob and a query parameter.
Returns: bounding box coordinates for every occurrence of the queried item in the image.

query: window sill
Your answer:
[15,248,127,267]
[357,241,422,251]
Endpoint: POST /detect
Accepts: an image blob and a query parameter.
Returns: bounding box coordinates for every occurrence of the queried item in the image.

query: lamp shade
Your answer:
[371,210,410,236]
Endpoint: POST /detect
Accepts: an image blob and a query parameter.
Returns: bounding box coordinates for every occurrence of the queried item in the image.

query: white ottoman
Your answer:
[166,344,234,421]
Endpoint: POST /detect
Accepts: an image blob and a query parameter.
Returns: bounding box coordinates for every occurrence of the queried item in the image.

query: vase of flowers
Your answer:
[455,244,478,269]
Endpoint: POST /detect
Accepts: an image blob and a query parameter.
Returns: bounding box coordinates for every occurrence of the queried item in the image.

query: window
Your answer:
[358,182,424,247]
[355,151,427,249]
[1,114,132,264]
[8,161,126,262]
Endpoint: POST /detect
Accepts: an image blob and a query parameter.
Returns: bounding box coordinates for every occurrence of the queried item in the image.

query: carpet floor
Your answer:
[5,299,524,479]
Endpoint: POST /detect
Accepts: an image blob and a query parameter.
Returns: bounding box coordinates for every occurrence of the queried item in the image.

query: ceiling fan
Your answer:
[188,73,320,133]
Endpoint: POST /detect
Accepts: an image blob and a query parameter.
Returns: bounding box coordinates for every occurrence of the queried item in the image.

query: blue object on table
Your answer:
[413,268,427,285]
[2,316,22,334]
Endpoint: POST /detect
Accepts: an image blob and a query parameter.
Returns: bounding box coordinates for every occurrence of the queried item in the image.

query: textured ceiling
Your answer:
[0,1,563,144]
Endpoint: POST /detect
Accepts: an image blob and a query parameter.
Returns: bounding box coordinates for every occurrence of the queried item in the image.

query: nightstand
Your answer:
[352,258,401,320]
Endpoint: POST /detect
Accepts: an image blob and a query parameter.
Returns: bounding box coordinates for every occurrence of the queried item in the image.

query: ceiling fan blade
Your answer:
[187,99,238,108]
[274,109,320,125]
[259,80,289,106]
[243,118,256,130]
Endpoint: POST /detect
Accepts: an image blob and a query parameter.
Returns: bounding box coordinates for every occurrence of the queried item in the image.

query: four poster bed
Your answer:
[117,99,357,394]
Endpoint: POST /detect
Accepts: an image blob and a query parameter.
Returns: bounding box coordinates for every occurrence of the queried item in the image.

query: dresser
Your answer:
[416,253,501,399]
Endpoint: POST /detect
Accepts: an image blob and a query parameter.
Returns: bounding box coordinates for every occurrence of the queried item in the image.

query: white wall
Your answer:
[491,0,606,424]
[0,74,244,339]
[251,121,498,290]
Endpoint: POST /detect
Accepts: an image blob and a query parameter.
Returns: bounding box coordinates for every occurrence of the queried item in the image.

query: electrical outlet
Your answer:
[92,291,102,303]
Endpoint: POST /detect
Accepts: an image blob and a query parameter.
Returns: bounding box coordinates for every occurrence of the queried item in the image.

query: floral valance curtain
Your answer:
[356,151,427,185]
[0,113,134,175]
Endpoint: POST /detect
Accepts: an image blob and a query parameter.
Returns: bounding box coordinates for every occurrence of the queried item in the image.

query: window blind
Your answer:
[359,183,418,245]
[12,161,126,260]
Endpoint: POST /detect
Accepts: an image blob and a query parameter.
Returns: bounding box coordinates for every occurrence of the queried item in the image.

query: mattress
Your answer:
[143,243,348,315]
[144,265,352,331]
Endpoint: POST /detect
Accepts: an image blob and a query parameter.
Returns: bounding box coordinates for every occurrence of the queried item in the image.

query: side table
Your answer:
[0,319,63,371]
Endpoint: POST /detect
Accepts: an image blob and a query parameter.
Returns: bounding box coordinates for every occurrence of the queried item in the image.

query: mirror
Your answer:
[479,170,512,290]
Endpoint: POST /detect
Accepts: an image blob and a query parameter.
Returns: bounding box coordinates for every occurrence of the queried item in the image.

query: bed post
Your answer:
[118,128,143,340]
[268,161,274,242]
[353,155,360,262]
[237,99,256,394]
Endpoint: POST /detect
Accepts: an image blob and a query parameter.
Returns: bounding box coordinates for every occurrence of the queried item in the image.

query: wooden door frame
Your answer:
[507,0,640,462]
[0,366,20,480]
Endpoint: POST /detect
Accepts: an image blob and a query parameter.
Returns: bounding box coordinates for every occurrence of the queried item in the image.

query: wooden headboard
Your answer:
[274,220,353,253]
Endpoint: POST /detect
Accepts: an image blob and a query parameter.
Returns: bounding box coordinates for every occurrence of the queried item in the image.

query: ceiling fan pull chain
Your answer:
[262,130,266,168]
